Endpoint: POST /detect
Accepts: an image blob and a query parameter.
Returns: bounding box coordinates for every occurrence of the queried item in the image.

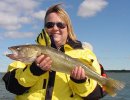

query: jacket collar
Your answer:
[36,29,83,51]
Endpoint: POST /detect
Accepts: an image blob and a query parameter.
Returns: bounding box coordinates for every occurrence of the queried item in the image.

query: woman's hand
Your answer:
[70,66,86,80]
[35,54,52,71]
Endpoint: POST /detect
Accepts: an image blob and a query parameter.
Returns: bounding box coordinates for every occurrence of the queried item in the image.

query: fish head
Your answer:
[6,44,42,63]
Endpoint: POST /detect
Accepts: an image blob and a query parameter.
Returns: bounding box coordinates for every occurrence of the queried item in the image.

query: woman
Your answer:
[3,4,105,100]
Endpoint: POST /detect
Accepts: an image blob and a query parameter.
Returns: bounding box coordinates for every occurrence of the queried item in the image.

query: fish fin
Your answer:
[101,77,125,97]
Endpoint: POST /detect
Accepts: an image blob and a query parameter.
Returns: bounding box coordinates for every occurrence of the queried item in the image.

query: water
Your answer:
[0,73,15,100]
[0,72,130,100]
[101,72,130,100]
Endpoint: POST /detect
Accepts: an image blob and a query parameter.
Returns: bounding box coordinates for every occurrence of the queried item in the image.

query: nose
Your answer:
[52,24,59,30]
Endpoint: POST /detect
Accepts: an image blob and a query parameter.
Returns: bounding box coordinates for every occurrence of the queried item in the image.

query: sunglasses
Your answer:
[45,22,66,29]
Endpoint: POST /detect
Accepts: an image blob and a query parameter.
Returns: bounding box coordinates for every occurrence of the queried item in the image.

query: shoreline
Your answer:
[106,70,130,73]
[1,70,130,73]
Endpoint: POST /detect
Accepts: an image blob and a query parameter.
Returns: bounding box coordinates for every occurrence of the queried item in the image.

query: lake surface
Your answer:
[0,72,130,100]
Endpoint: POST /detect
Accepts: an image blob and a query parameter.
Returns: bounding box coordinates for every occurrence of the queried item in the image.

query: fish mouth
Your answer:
[6,47,18,60]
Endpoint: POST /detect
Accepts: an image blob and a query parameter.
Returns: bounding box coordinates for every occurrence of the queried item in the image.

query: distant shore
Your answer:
[0,70,130,73]
[106,70,130,72]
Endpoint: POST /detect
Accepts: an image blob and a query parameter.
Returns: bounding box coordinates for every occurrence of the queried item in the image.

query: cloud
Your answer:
[4,31,34,39]
[0,0,39,14]
[33,10,46,21]
[78,0,108,17]
[0,0,45,31]
[0,0,46,39]
[0,13,31,30]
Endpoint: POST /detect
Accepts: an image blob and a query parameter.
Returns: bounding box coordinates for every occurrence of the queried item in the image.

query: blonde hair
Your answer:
[44,4,77,42]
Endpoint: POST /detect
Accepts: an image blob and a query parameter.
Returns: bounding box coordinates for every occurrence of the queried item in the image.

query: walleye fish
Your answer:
[6,44,125,97]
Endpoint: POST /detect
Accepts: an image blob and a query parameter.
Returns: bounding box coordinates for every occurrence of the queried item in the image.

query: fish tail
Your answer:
[101,77,125,97]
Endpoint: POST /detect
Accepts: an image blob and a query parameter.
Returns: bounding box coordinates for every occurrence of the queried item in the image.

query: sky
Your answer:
[0,0,130,72]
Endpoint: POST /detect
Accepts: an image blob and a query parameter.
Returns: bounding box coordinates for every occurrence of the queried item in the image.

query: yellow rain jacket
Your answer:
[3,29,101,100]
